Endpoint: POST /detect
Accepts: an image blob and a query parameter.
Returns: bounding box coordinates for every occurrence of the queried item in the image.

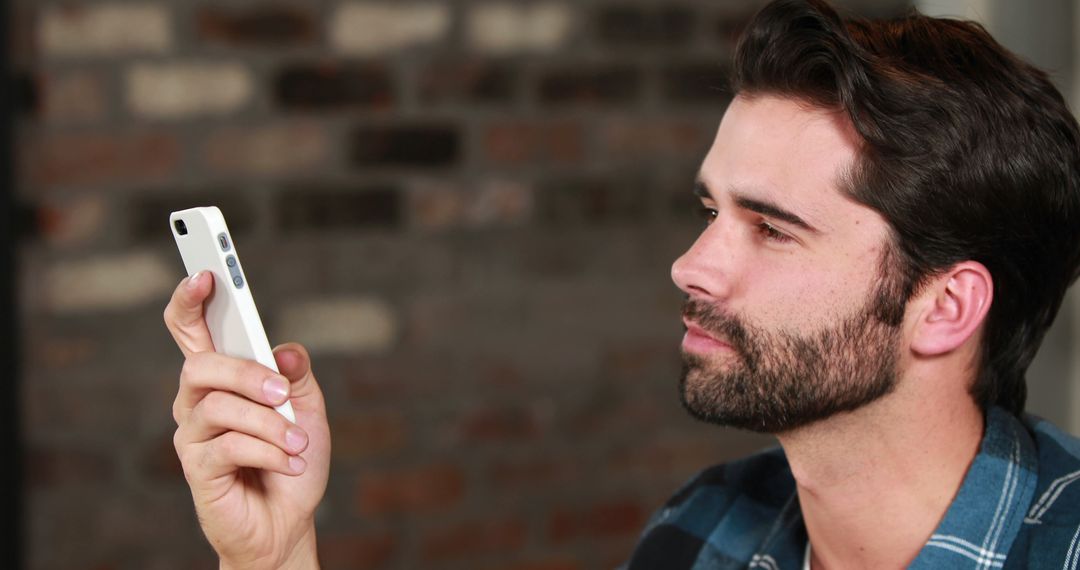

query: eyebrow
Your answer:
[694,178,820,234]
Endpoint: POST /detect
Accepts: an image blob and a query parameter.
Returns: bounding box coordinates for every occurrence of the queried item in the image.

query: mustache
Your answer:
[681,298,752,357]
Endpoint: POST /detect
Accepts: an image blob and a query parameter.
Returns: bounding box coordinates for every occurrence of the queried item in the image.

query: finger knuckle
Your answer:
[172,427,190,460]
[215,431,240,458]
[197,391,230,422]
[163,302,176,325]
[179,357,196,386]
[241,360,268,386]
[180,352,213,387]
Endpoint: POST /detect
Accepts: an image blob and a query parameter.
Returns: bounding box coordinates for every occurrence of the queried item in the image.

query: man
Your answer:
[163,0,1080,568]
[624,0,1080,568]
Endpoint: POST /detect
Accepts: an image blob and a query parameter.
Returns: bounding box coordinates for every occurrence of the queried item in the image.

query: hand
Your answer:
[164,272,331,569]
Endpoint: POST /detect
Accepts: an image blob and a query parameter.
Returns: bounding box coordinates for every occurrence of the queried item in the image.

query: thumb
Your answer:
[164,271,215,357]
[273,342,318,397]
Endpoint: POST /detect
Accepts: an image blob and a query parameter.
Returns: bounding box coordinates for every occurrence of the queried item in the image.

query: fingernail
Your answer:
[286,427,308,452]
[263,376,289,404]
[187,272,202,288]
[289,455,307,474]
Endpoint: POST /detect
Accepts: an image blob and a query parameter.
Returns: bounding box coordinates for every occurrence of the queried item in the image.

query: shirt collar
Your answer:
[752,406,1038,569]
[906,406,1038,569]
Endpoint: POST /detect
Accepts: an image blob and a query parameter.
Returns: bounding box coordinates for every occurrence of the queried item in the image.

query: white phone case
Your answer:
[169,206,296,423]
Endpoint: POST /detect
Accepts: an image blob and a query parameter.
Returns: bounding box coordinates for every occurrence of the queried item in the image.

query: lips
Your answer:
[682,319,734,354]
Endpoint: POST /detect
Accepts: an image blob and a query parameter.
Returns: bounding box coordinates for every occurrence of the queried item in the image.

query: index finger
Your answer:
[164,271,215,357]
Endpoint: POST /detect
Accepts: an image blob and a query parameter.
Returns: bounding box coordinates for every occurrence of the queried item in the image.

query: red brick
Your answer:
[197,5,318,47]
[594,5,695,47]
[343,352,452,402]
[274,63,393,110]
[459,404,542,443]
[488,457,581,491]
[27,445,115,488]
[538,65,641,106]
[356,463,466,515]
[40,70,107,123]
[27,335,98,370]
[483,559,583,570]
[418,60,516,104]
[350,124,460,168]
[129,192,254,241]
[536,175,650,225]
[601,341,679,378]
[34,192,108,247]
[202,121,330,177]
[567,394,665,438]
[548,500,647,543]
[421,517,527,561]
[331,412,408,460]
[276,186,402,232]
[23,131,180,189]
[612,433,772,481]
[484,121,583,164]
[600,119,714,161]
[318,532,397,569]
[25,382,141,437]
[609,438,717,481]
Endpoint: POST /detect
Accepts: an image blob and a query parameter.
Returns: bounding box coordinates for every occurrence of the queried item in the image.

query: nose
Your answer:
[671,223,735,301]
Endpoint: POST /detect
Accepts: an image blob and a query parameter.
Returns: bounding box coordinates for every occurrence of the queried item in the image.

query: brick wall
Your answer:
[15,1,903,569]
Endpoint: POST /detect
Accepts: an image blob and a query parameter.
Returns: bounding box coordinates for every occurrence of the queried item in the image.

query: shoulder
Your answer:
[624,446,797,570]
[1021,415,1080,526]
[660,445,795,522]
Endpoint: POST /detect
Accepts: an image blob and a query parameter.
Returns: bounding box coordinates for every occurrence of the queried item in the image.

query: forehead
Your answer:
[701,94,873,234]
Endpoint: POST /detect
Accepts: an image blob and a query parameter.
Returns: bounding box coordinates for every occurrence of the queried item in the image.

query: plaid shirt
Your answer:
[623,407,1080,569]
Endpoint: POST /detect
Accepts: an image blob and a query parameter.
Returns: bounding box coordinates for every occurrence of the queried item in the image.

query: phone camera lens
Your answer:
[174,219,188,236]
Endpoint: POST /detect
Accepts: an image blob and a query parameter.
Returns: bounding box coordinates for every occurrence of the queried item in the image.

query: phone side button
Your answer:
[225,255,243,288]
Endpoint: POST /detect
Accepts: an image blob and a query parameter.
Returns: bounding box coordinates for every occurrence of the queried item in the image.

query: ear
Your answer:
[909,261,993,356]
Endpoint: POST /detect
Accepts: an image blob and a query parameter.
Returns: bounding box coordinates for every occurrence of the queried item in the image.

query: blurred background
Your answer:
[8,0,1078,568]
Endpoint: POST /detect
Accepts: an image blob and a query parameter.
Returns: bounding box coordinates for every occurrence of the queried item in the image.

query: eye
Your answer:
[695,206,718,225]
[757,221,793,243]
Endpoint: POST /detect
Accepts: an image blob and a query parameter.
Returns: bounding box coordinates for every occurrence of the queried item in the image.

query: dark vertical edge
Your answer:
[2,0,22,566]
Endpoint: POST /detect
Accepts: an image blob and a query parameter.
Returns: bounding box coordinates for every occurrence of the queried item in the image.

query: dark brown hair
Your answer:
[732,0,1080,415]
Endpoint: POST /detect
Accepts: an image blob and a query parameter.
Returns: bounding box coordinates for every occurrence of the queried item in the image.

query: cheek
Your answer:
[742,256,878,325]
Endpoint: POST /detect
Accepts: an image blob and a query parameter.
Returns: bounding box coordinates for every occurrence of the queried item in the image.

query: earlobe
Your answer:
[910,262,993,357]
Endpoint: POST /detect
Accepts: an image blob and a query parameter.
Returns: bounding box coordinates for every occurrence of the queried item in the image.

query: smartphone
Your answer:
[169,206,296,423]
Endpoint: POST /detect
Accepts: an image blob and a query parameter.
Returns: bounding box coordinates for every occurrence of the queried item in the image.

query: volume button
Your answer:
[225,255,244,288]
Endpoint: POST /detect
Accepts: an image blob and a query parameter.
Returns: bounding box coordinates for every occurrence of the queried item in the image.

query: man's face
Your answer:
[672,94,907,434]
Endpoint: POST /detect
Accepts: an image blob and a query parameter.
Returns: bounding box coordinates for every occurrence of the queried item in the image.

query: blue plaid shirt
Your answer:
[624,407,1080,569]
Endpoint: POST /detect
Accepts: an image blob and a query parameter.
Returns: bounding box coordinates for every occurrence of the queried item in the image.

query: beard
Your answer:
[678,274,906,434]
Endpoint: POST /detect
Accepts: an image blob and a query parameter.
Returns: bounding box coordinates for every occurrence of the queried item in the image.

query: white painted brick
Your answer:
[467,3,572,54]
[330,3,450,55]
[40,4,171,58]
[408,179,532,230]
[46,252,176,313]
[276,298,399,354]
[465,179,532,227]
[204,121,329,176]
[126,62,253,119]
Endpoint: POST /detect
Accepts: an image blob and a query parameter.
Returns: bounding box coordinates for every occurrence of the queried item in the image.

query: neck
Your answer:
[780,378,984,570]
